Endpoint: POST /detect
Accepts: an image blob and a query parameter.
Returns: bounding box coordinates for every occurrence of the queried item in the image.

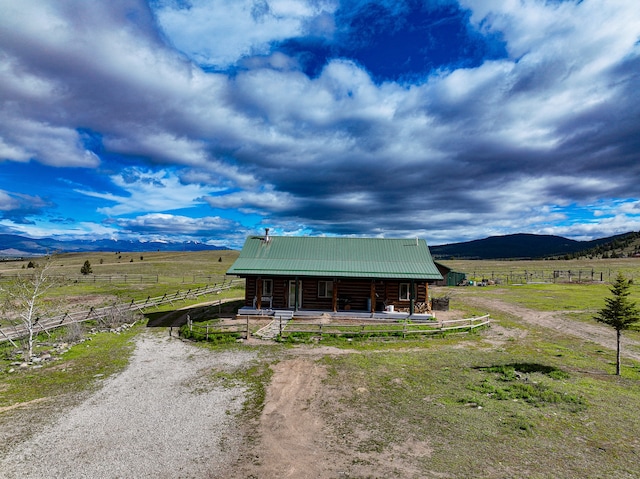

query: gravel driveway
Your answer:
[0,331,256,479]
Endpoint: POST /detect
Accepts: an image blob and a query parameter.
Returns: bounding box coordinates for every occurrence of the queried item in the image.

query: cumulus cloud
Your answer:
[0,116,100,167]
[204,185,296,214]
[77,168,224,216]
[152,0,338,68]
[0,0,639,245]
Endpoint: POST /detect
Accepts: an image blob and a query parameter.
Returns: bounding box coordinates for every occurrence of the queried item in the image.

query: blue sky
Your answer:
[1,0,639,248]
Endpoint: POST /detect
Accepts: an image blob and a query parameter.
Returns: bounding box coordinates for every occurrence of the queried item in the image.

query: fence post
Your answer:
[206,324,209,341]
[246,316,249,340]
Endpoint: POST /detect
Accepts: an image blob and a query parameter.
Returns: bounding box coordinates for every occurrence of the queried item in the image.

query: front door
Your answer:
[288,280,302,309]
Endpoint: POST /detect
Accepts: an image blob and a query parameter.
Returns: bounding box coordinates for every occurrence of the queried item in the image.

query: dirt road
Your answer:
[470,296,640,361]
[0,332,256,479]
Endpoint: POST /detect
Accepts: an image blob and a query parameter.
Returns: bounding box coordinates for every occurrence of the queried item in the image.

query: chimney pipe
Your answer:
[265,228,270,242]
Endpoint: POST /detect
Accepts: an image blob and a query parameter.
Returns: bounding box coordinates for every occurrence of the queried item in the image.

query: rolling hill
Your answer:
[430,232,640,260]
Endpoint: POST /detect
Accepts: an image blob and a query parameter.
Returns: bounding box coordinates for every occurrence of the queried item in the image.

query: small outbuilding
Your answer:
[435,262,467,286]
[227,232,443,315]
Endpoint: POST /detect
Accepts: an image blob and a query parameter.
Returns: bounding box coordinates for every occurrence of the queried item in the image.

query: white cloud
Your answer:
[204,185,295,213]
[0,116,99,167]
[464,0,640,66]
[113,213,235,233]
[77,168,225,216]
[153,0,338,67]
[0,218,119,240]
[0,190,19,211]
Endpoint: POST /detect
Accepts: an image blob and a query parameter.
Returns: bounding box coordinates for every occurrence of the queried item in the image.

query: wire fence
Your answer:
[0,279,244,344]
[464,269,630,285]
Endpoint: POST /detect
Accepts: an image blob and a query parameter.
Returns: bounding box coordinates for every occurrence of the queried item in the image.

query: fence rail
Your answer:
[0,273,234,284]
[0,279,244,344]
[174,314,490,343]
[464,268,626,285]
[180,315,250,341]
[271,314,490,340]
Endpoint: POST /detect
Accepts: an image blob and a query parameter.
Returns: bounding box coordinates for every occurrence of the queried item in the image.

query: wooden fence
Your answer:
[0,273,237,284]
[178,315,250,341]
[0,273,161,284]
[279,314,490,340]
[0,279,244,345]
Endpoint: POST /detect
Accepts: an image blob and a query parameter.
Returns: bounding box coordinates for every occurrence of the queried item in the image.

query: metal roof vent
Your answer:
[264,228,270,243]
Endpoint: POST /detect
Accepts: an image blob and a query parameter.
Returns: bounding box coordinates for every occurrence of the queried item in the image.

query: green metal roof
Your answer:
[227,236,443,280]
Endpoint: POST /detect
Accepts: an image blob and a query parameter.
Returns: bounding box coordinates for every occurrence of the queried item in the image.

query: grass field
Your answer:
[0,249,240,301]
[442,257,640,284]
[2,254,640,477]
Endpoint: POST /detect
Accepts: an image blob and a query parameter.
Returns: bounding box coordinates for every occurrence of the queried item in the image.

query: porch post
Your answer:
[410,279,415,315]
[256,278,262,310]
[370,281,376,313]
[332,279,338,312]
[294,276,299,311]
[385,282,389,309]
[424,281,429,309]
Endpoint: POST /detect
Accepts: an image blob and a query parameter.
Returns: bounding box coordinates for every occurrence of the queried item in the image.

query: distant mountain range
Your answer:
[2,232,638,260]
[430,232,640,260]
[0,234,228,257]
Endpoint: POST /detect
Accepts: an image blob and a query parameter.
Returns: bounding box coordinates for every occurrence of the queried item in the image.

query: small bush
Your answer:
[63,322,85,343]
[80,260,92,275]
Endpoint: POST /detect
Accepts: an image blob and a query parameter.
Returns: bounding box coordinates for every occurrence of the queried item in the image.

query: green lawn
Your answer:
[320,327,640,478]
[3,254,640,478]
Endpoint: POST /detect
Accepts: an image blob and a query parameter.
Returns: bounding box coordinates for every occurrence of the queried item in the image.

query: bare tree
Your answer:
[0,256,57,361]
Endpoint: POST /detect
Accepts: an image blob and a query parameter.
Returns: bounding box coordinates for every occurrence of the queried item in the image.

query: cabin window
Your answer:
[262,279,273,296]
[318,280,333,298]
[399,283,411,301]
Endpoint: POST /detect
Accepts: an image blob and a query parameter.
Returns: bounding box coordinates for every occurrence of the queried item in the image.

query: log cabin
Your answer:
[227,231,443,315]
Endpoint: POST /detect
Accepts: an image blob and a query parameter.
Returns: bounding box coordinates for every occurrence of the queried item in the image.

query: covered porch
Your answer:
[236,306,436,322]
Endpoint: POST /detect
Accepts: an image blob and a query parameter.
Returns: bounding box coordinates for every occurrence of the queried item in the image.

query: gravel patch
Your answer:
[0,331,256,479]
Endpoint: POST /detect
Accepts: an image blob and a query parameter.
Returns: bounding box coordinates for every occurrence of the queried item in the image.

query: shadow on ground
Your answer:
[145,300,245,328]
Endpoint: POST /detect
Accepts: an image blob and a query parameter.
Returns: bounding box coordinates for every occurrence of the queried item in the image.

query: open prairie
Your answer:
[2,254,640,478]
